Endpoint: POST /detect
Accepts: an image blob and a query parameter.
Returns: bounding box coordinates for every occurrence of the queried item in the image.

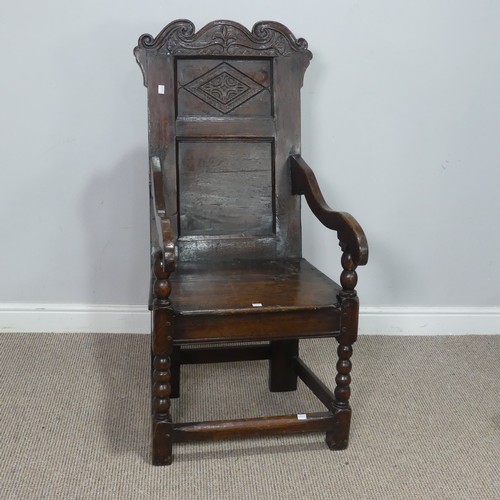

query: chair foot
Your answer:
[152,419,173,465]
[269,340,299,392]
[325,407,351,450]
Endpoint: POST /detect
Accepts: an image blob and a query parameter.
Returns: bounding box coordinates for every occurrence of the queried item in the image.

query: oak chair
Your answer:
[134,19,368,465]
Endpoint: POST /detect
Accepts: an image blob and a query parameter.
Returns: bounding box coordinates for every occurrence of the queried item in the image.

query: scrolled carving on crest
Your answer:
[136,19,312,58]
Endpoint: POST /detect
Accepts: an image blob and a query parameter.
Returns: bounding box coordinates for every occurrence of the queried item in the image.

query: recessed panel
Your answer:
[178,141,274,237]
[177,59,272,117]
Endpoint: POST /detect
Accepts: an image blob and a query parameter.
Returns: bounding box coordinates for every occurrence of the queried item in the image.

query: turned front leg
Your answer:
[151,254,175,465]
[151,336,173,465]
[326,342,354,449]
[327,249,359,450]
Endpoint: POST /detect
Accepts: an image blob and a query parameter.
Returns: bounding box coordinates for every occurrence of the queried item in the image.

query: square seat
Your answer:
[170,259,342,343]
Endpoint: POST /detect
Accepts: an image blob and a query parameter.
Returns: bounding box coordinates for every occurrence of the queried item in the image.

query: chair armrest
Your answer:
[150,157,175,268]
[290,155,368,266]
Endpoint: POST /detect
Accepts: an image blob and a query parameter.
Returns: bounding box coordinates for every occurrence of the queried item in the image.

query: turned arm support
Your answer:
[150,157,175,268]
[290,155,368,267]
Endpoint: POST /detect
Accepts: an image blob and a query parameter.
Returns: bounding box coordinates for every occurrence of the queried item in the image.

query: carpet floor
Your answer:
[0,333,499,499]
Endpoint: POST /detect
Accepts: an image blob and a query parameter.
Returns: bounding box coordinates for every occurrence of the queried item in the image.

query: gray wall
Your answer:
[1,1,499,331]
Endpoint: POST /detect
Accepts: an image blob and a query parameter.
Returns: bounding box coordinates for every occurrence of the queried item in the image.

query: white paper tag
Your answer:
[158,85,165,94]
[252,303,263,307]
[297,413,307,420]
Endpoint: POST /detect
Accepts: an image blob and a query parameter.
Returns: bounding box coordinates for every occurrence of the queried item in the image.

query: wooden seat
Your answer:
[171,259,341,315]
[134,19,368,465]
[170,259,341,342]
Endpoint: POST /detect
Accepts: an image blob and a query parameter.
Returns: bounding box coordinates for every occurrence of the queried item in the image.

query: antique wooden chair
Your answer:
[134,19,368,465]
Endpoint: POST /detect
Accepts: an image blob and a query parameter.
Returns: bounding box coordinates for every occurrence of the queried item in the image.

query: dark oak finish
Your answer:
[134,19,368,465]
[269,339,299,392]
[169,259,341,314]
[180,345,271,364]
[173,412,335,442]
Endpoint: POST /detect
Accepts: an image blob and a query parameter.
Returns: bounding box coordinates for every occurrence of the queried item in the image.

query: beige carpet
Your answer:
[1,333,499,499]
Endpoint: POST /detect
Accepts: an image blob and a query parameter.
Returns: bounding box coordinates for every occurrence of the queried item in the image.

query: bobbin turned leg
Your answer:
[326,343,354,449]
[151,254,175,465]
[326,249,359,450]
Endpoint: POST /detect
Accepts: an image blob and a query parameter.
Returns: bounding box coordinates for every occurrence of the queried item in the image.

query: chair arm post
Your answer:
[150,156,176,270]
[290,154,366,335]
[290,154,368,270]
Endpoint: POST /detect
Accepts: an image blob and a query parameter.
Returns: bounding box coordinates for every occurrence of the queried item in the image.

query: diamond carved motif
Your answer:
[183,63,265,114]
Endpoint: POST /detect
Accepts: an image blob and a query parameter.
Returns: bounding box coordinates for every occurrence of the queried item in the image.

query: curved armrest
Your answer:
[150,157,175,268]
[290,155,368,266]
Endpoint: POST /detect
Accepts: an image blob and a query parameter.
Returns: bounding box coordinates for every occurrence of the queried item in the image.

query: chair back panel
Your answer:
[177,58,273,118]
[135,20,311,262]
[178,139,274,238]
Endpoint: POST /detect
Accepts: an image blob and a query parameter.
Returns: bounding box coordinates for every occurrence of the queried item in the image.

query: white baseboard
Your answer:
[0,304,499,335]
[0,304,150,334]
[359,307,500,335]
